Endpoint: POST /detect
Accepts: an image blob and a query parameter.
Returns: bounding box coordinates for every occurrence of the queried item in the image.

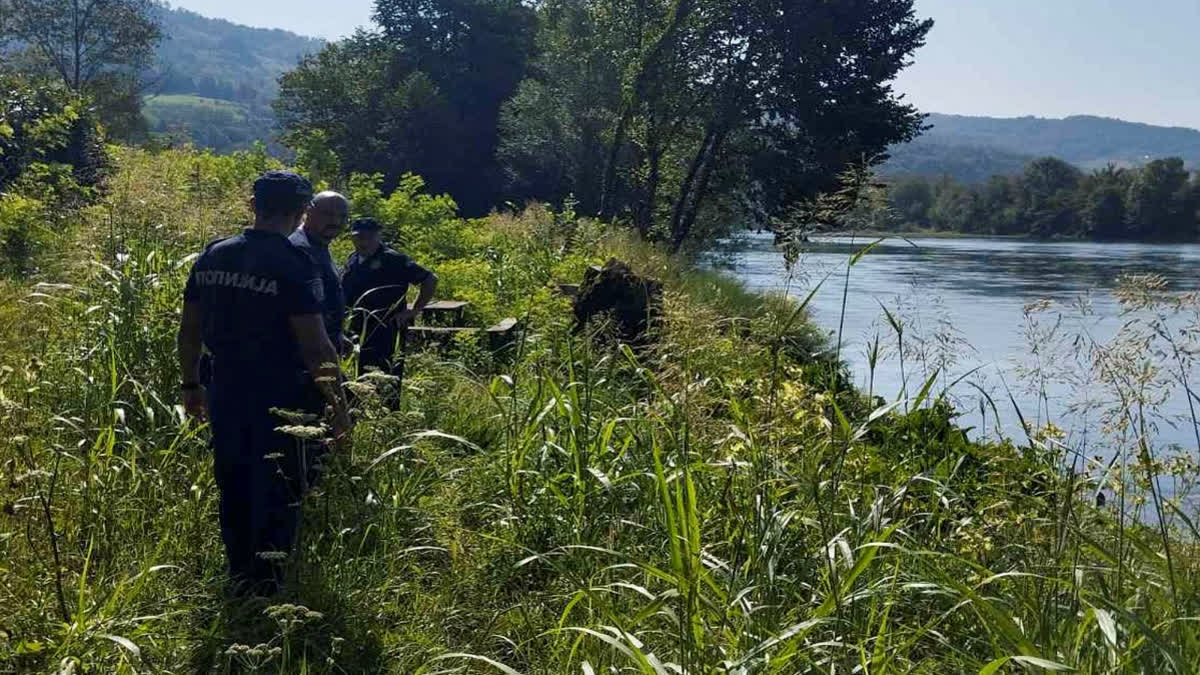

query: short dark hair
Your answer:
[253,171,313,218]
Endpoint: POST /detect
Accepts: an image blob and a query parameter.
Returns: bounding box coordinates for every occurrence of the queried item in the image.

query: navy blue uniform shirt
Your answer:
[184,229,323,394]
[342,244,430,330]
[289,227,345,348]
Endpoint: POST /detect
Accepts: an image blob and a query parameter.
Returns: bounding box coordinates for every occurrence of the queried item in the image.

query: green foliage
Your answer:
[0,192,45,275]
[144,6,324,152]
[495,0,933,249]
[2,0,162,137]
[0,74,107,275]
[345,172,465,261]
[274,0,931,248]
[290,129,341,191]
[1,147,1198,674]
[0,74,79,189]
[276,0,537,216]
[141,94,278,155]
[877,156,1200,240]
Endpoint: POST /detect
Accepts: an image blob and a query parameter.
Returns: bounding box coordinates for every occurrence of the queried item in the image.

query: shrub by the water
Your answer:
[1,147,1198,674]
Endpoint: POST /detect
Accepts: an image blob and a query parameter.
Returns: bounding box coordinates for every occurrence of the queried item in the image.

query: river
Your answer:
[719,233,1200,463]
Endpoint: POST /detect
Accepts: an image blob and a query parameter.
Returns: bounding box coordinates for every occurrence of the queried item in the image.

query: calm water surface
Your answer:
[720,233,1200,457]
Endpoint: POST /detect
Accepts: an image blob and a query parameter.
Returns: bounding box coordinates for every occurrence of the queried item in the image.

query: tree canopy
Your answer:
[276,0,537,216]
[277,0,932,246]
[879,157,1200,241]
[1,0,162,138]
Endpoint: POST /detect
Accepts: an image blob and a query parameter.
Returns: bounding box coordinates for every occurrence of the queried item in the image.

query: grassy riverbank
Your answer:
[2,148,1198,674]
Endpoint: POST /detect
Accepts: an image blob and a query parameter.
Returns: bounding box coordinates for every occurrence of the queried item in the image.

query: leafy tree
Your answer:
[0,73,105,192]
[881,156,1200,241]
[888,177,933,229]
[496,79,580,206]
[499,0,932,249]
[1017,157,1082,238]
[1125,157,1193,239]
[1,0,162,138]
[276,0,537,216]
[928,176,978,233]
[976,175,1020,235]
[1079,165,1129,239]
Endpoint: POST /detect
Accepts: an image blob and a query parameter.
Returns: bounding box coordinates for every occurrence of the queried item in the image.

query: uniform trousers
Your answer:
[207,372,325,594]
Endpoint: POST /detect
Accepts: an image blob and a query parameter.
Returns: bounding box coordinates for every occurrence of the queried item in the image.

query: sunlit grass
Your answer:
[1,147,1197,673]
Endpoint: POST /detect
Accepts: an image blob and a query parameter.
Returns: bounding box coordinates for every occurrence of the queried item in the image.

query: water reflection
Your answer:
[769,237,1199,302]
[722,233,1200,456]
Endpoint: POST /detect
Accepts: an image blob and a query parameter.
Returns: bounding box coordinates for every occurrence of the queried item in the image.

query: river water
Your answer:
[719,233,1200,461]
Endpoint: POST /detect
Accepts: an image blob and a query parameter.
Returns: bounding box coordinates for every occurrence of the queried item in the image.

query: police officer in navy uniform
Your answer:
[177,171,351,595]
[289,191,350,353]
[342,218,438,376]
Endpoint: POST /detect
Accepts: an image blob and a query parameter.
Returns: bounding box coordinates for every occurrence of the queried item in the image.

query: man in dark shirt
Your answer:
[289,191,349,352]
[177,171,351,595]
[342,217,438,375]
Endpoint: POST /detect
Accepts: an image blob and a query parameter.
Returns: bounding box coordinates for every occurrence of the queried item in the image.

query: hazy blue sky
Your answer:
[173,0,1200,129]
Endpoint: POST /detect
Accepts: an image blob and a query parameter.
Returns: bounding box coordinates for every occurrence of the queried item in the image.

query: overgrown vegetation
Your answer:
[1,145,1199,675]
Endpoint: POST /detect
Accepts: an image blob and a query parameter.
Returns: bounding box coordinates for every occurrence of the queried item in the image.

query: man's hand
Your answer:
[328,405,353,451]
[182,386,207,420]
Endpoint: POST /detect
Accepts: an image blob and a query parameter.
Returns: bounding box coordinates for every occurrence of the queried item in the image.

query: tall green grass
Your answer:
[1,147,1197,674]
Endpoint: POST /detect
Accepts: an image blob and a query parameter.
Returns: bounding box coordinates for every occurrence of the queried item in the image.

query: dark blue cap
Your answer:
[253,171,313,216]
[350,217,382,233]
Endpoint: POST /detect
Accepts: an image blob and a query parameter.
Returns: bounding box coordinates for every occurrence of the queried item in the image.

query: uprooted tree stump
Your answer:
[573,259,663,345]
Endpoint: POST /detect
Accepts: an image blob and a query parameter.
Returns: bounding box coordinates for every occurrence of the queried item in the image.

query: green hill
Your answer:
[142,94,276,151]
[921,113,1200,169]
[885,113,1200,182]
[145,6,323,152]
[881,138,1034,183]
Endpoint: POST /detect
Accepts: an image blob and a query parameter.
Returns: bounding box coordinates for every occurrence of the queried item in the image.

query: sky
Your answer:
[172,0,1200,130]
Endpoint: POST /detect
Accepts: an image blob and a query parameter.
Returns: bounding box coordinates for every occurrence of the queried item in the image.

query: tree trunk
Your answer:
[72,0,82,90]
[638,113,663,238]
[673,127,729,251]
[669,127,716,244]
[598,0,697,221]
[600,105,634,220]
[668,32,747,250]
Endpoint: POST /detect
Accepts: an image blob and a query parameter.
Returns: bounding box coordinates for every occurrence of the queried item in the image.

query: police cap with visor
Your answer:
[254,171,314,216]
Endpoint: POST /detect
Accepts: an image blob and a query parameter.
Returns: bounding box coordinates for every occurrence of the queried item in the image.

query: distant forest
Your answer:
[152,7,322,106]
[877,157,1200,240]
[143,6,323,151]
[900,114,1200,169]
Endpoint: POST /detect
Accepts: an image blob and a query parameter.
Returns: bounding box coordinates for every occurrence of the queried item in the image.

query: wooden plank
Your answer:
[407,326,478,335]
[486,317,518,333]
[420,299,469,326]
[424,300,469,311]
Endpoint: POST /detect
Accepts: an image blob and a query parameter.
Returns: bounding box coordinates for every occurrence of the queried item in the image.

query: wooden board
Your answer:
[486,318,518,333]
[424,300,469,312]
[419,300,469,326]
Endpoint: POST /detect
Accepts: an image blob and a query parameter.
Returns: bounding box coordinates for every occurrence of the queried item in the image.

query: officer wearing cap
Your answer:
[290,191,350,353]
[177,170,351,594]
[342,218,438,376]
